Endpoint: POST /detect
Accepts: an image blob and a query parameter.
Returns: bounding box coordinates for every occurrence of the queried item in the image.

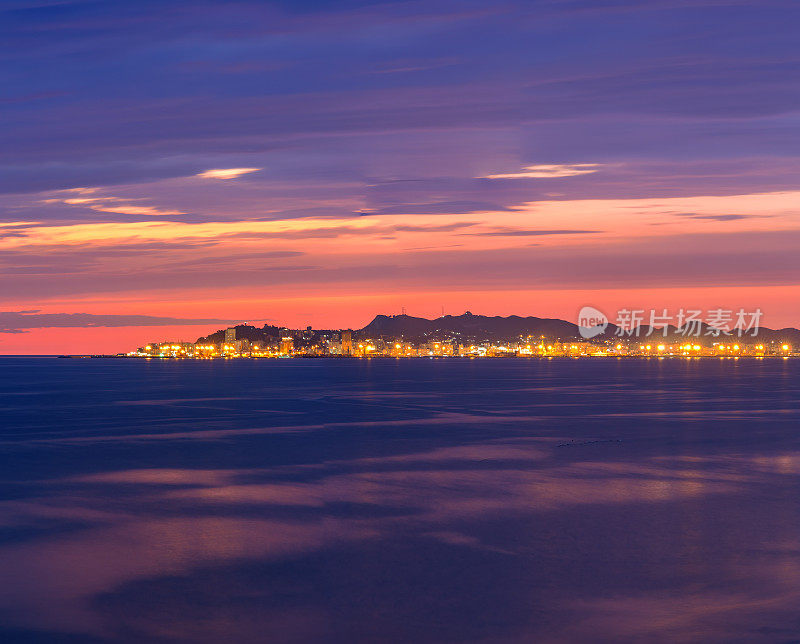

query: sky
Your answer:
[2,0,800,354]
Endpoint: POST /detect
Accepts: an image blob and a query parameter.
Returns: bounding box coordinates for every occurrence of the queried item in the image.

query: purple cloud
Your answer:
[0,311,240,334]
[2,0,799,201]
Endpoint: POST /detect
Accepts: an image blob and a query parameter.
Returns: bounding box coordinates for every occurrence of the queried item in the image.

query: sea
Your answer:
[1,356,800,643]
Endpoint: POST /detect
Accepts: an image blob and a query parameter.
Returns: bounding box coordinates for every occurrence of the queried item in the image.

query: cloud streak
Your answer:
[197,168,262,180]
[0,312,239,334]
[482,164,603,179]
[461,228,602,237]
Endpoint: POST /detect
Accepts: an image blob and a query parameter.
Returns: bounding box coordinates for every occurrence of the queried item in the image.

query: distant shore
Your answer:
[57,354,798,360]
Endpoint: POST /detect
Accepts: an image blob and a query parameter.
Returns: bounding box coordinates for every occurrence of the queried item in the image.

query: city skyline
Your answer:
[3,1,800,354]
[126,310,798,359]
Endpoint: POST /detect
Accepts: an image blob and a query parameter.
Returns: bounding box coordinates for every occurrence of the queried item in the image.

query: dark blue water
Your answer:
[1,357,800,643]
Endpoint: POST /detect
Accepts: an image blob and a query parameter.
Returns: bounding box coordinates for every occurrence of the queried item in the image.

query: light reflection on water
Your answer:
[1,357,800,642]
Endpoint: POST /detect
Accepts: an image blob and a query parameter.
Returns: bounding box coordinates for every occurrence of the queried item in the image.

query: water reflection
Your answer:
[1,357,800,642]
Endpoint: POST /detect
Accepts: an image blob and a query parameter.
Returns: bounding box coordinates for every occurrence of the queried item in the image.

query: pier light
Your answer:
[693,345,701,351]
[782,344,790,351]
[657,345,665,351]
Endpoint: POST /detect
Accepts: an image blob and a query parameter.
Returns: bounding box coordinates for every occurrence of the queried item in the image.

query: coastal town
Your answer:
[125,313,797,359]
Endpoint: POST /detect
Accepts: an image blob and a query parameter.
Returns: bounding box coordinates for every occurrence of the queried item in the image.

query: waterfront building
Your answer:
[341,330,353,356]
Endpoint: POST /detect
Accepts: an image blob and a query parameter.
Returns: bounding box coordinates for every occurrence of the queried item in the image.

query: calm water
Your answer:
[1,357,800,643]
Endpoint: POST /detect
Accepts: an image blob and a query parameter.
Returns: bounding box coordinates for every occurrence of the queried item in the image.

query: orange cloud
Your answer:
[196,168,261,179]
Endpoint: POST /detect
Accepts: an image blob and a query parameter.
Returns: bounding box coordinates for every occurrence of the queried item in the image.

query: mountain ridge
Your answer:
[196,312,800,346]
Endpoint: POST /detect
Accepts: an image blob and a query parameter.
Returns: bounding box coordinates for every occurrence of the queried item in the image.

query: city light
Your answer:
[129,326,797,360]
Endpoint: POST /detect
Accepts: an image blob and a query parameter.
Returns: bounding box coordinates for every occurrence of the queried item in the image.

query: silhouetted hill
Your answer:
[359,312,584,342]
[194,314,800,346]
[357,313,800,345]
[196,324,282,345]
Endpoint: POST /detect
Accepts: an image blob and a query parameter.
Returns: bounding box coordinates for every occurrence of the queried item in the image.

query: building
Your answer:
[341,329,353,356]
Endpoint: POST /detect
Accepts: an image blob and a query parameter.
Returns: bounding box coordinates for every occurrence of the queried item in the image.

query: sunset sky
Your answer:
[2,0,800,354]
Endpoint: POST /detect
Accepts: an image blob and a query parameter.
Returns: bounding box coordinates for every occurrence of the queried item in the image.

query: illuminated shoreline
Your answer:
[67,353,798,360]
[123,319,796,359]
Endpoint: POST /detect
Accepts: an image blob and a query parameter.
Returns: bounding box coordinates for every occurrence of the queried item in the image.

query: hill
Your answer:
[194,314,800,346]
